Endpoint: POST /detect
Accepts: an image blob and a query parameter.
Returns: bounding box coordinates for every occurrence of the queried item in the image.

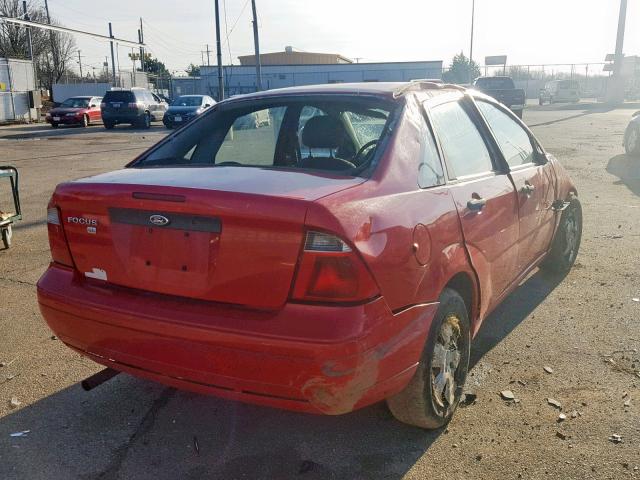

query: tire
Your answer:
[139,112,151,129]
[51,122,59,128]
[539,98,544,106]
[81,114,89,128]
[2,225,12,249]
[104,121,115,130]
[387,288,471,429]
[541,197,582,275]
[624,124,640,157]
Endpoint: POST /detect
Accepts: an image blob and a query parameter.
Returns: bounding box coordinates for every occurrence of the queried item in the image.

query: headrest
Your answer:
[301,116,346,149]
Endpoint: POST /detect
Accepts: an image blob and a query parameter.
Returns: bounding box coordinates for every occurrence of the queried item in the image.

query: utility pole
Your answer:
[607,0,628,104]
[469,0,475,84]
[206,44,211,66]
[251,0,263,91]
[77,50,83,78]
[22,2,33,61]
[214,0,225,100]
[43,0,58,78]
[108,22,117,86]
[139,18,145,73]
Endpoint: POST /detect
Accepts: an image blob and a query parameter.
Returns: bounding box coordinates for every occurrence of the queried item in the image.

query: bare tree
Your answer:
[37,27,75,90]
[0,0,76,90]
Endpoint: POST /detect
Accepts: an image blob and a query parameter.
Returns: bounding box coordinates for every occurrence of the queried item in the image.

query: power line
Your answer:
[223,0,233,64]
[221,0,251,48]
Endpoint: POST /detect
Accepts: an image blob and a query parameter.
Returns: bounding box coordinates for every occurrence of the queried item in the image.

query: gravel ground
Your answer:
[0,105,639,480]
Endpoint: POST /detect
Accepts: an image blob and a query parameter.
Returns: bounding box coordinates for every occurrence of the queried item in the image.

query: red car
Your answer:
[46,96,102,128]
[38,82,582,428]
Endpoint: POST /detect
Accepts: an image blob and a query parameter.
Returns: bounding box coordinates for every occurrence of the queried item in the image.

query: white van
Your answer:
[539,80,581,105]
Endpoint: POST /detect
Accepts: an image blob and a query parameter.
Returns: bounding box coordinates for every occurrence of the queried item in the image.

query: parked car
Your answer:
[163,95,216,129]
[473,76,526,118]
[45,96,102,128]
[100,88,168,129]
[539,80,581,105]
[233,108,272,129]
[38,82,581,429]
[624,111,640,156]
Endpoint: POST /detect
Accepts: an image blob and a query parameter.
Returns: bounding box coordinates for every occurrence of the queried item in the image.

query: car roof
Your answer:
[223,82,464,103]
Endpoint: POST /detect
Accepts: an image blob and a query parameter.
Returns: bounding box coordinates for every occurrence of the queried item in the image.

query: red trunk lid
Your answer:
[53,167,364,309]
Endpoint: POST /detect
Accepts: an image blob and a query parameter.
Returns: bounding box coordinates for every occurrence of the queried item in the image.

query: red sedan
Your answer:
[45,96,102,128]
[38,82,582,428]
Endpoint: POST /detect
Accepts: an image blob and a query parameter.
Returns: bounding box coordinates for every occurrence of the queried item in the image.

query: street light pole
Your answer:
[607,0,628,104]
[469,0,475,84]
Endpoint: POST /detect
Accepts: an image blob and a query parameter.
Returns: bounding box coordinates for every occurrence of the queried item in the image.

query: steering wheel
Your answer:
[354,140,379,163]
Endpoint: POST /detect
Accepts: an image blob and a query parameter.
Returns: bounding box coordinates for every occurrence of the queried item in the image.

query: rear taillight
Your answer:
[291,231,379,304]
[46,205,74,267]
[128,102,140,109]
[100,102,106,108]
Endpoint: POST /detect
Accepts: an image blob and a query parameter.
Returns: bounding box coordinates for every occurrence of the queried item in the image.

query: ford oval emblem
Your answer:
[149,214,170,227]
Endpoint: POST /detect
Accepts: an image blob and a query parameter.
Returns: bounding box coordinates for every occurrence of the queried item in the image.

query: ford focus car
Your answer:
[38,82,582,428]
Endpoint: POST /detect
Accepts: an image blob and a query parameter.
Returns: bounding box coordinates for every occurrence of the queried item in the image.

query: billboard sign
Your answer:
[485,55,507,66]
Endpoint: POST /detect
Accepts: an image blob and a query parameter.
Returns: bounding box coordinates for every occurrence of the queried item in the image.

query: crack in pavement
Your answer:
[98,387,176,480]
[0,276,37,287]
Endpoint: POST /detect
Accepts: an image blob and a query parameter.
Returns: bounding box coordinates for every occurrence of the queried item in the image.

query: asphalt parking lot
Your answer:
[1,104,640,480]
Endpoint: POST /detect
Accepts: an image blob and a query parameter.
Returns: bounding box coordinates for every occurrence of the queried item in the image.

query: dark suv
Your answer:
[101,89,168,129]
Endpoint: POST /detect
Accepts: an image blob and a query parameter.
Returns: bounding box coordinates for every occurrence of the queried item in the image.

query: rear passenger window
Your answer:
[419,118,445,188]
[430,101,493,178]
[476,101,535,168]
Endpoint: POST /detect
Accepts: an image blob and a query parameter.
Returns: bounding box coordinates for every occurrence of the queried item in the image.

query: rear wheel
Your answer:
[51,122,59,128]
[81,114,89,128]
[541,197,582,275]
[104,121,115,130]
[387,288,470,429]
[625,124,640,156]
[539,98,544,106]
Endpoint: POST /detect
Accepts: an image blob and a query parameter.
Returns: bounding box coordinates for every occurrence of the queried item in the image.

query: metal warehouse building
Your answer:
[0,58,38,123]
[172,51,443,99]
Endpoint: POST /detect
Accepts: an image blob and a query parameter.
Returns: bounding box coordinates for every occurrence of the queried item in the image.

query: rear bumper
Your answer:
[47,116,83,125]
[37,265,437,414]
[102,112,143,124]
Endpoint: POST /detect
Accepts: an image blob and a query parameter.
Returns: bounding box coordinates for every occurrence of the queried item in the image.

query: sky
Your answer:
[43,0,640,75]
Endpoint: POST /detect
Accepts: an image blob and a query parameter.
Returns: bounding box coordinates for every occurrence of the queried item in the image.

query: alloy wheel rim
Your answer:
[430,314,462,416]
[628,129,638,152]
[563,212,579,261]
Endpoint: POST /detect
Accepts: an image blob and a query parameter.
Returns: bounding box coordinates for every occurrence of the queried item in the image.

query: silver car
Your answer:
[624,111,640,156]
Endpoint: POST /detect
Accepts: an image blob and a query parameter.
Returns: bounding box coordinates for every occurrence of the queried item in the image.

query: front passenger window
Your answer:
[476,101,535,168]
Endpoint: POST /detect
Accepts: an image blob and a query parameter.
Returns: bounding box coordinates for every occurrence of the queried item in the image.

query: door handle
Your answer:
[520,182,535,196]
[467,196,487,212]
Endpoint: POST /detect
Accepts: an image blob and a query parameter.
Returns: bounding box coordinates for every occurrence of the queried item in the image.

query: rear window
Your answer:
[60,97,90,108]
[474,77,515,90]
[103,91,135,102]
[134,97,396,176]
[558,80,579,89]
